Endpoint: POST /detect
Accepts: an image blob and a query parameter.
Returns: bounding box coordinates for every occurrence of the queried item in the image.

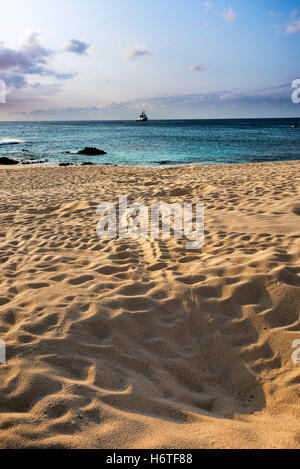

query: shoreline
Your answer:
[1,158,300,170]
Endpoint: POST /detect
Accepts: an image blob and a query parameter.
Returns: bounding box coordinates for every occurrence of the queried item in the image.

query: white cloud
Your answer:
[0,30,73,90]
[62,39,92,55]
[20,82,294,117]
[219,92,235,101]
[285,18,300,34]
[123,44,153,61]
[223,7,237,23]
[268,10,282,17]
[189,63,208,72]
[203,1,212,10]
[290,9,298,18]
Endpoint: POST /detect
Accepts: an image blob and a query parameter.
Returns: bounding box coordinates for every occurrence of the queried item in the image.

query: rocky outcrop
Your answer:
[77,147,107,156]
[0,157,18,165]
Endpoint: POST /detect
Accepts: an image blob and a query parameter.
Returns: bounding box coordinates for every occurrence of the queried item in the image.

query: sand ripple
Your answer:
[0,162,299,448]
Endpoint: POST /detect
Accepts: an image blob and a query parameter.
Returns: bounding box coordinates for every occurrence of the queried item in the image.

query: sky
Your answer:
[0,0,300,120]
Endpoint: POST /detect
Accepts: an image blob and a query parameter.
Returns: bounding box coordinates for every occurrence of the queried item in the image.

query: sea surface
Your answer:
[0,118,299,166]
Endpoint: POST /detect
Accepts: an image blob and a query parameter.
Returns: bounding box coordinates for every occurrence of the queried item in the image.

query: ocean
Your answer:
[0,118,300,167]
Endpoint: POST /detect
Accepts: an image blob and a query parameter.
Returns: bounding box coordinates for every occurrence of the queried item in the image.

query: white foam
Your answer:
[0,138,25,146]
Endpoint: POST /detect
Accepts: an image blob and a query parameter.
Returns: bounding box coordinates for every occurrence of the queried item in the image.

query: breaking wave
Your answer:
[0,138,25,146]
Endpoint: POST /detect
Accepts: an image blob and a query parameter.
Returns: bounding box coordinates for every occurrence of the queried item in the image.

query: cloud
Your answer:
[61,39,92,55]
[219,92,235,101]
[19,105,101,116]
[223,7,237,23]
[203,1,212,10]
[0,73,28,89]
[0,30,73,90]
[3,82,64,113]
[123,45,153,61]
[290,9,298,18]
[189,63,208,72]
[0,31,52,73]
[285,17,300,34]
[268,10,282,17]
[17,81,294,117]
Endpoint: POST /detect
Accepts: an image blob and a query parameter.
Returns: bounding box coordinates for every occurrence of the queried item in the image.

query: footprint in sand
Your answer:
[68,275,94,285]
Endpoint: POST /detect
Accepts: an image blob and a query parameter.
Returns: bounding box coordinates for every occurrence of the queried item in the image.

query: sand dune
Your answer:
[0,161,299,449]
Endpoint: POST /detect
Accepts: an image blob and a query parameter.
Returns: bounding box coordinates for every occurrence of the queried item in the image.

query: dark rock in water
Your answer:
[59,162,74,167]
[22,149,29,152]
[0,157,18,165]
[158,160,173,165]
[81,162,94,166]
[77,147,107,156]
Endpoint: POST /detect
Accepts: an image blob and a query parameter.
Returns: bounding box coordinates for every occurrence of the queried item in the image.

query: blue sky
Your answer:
[0,0,300,119]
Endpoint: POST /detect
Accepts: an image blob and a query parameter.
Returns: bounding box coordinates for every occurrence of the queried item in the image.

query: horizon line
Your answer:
[0,116,300,123]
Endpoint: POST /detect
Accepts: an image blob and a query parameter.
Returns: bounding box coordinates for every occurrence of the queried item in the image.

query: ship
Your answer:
[136,111,148,122]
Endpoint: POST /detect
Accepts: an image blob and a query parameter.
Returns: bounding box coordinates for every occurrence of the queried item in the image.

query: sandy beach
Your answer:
[0,160,299,449]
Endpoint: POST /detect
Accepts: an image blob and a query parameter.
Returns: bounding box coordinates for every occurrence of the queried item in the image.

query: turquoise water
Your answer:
[0,118,300,166]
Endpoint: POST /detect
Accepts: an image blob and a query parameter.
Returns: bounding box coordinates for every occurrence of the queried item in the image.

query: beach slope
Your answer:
[0,161,299,449]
